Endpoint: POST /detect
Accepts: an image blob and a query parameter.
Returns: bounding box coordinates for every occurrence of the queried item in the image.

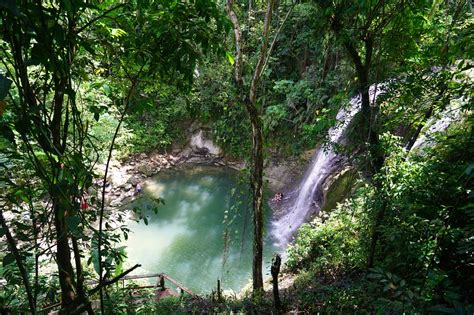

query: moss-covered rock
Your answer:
[321,167,358,213]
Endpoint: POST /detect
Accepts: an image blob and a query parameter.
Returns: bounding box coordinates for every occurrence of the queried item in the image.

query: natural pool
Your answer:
[123,166,277,293]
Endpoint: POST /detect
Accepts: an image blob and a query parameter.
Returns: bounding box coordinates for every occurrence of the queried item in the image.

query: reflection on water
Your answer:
[123,166,276,293]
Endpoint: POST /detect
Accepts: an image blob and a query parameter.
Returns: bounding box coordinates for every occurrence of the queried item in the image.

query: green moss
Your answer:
[321,169,358,213]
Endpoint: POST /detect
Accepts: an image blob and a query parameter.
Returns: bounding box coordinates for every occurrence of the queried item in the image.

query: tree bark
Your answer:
[248,110,264,291]
[225,0,244,88]
[0,210,36,314]
[226,0,275,294]
[53,201,77,311]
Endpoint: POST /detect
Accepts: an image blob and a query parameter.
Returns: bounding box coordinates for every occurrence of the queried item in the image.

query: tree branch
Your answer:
[261,2,296,77]
[97,63,145,314]
[90,264,141,295]
[249,0,275,105]
[77,3,126,34]
[225,0,243,88]
[0,210,37,314]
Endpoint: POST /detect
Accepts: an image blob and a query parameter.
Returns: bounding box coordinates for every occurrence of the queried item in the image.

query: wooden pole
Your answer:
[217,279,222,302]
[271,254,282,311]
[159,275,165,291]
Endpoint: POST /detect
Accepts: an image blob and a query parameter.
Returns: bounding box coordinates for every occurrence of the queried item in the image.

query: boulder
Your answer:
[110,199,122,207]
[321,167,359,213]
[127,176,141,186]
[137,163,155,177]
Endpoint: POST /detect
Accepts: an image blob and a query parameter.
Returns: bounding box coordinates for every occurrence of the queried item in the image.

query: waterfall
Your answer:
[272,85,384,247]
[190,129,221,155]
[411,108,461,150]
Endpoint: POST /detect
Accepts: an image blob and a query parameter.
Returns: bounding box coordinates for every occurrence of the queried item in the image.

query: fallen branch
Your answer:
[90,264,141,295]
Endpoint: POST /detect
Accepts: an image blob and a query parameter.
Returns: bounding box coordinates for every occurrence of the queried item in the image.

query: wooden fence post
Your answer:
[271,254,282,311]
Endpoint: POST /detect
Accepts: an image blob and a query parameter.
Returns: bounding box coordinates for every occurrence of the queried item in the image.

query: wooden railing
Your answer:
[120,272,197,297]
[39,270,198,314]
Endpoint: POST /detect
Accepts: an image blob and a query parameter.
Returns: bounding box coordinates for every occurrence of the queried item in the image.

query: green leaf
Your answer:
[66,216,81,234]
[110,28,127,38]
[2,253,15,267]
[0,74,13,100]
[225,51,235,65]
[465,164,474,176]
[0,122,15,143]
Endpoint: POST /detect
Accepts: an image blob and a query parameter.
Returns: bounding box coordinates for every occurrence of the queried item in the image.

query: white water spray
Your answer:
[272,85,384,247]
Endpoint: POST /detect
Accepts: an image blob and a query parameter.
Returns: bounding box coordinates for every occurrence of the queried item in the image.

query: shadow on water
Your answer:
[123,166,276,293]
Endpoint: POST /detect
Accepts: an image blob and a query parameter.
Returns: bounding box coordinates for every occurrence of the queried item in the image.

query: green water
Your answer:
[123,166,276,293]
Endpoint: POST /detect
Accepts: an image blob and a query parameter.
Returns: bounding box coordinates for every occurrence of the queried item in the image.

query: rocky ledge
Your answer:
[94,127,246,210]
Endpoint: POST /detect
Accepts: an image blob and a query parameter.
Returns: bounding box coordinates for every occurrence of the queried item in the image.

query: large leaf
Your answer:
[0,74,12,100]
[2,253,15,267]
[66,216,81,235]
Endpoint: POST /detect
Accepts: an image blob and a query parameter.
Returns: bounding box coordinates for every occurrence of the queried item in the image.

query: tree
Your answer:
[0,0,227,312]
[226,0,277,293]
[311,0,435,268]
[313,0,430,173]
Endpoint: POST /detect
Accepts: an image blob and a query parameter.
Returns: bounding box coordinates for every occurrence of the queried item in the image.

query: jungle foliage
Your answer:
[0,0,473,314]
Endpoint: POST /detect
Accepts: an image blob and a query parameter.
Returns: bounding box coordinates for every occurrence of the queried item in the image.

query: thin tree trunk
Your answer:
[226,0,275,294]
[225,0,243,88]
[53,201,77,311]
[367,196,386,268]
[0,210,37,314]
[97,72,142,313]
[406,107,433,152]
[248,111,265,291]
[247,0,275,293]
[71,236,94,314]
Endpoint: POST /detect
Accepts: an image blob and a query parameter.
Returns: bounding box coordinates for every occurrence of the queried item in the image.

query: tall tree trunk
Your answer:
[247,108,264,291]
[226,0,274,294]
[51,77,79,311]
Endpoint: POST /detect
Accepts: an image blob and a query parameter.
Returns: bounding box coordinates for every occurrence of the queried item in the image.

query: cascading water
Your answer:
[272,85,384,247]
[411,108,461,150]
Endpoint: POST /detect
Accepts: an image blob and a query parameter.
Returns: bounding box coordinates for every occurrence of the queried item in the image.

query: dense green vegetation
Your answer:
[0,0,472,314]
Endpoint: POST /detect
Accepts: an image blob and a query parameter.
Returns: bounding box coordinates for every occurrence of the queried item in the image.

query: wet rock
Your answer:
[193,147,209,156]
[169,155,179,162]
[321,167,358,213]
[127,176,141,186]
[189,129,221,155]
[110,199,122,207]
[137,163,155,177]
[186,156,206,164]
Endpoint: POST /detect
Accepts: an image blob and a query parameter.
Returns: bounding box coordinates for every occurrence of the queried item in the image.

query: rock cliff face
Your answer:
[190,129,221,156]
[321,167,358,213]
